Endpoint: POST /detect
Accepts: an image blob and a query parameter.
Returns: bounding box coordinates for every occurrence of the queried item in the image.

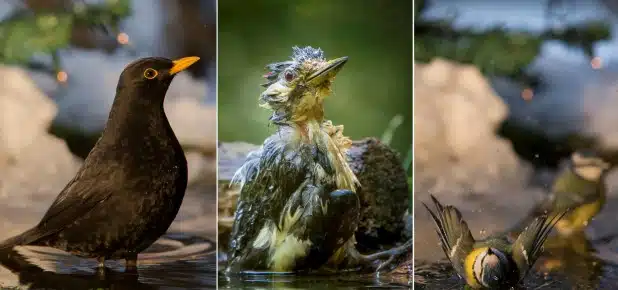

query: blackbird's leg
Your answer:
[96,257,108,278]
[125,253,138,272]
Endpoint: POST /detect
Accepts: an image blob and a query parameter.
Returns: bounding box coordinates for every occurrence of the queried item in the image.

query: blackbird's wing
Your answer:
[35,175,113,238]
[1,157,121,248]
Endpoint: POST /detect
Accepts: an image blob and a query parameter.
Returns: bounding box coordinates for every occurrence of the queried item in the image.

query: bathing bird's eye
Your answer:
[144,68,158,79]
[284,70,295,82]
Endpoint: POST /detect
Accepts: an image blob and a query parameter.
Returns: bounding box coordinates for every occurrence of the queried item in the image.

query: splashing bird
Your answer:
[424,195,568,289]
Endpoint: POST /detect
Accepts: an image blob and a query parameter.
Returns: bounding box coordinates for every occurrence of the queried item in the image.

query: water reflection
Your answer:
[220,271,410,289]
[0,233,216,289]
[538,231,604,289]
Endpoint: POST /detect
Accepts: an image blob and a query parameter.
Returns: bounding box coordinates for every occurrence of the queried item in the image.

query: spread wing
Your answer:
[512,210,568,280]
[423,195,475,278]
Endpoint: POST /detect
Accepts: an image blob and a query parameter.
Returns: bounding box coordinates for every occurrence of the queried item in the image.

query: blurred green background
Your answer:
[218,0,412,157]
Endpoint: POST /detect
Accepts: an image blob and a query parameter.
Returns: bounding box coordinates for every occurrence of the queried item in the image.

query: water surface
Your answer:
[0,234,216,289]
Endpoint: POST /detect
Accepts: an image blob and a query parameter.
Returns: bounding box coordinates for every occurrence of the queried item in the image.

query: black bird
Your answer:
[0,56,200,271]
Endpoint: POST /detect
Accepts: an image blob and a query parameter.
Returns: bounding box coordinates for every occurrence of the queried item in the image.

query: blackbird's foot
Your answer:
[96,259,108,279]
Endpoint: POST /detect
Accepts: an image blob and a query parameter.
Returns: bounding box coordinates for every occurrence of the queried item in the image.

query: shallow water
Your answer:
[0,233,217,289]
[219,271,411,289]
[414,192,618,289]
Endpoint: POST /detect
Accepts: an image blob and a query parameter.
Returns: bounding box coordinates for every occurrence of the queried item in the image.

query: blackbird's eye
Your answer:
[284,70,295,82]
[144,68,158,79]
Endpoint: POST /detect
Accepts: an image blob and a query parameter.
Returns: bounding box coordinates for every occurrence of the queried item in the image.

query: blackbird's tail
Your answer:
[0,228,38,251]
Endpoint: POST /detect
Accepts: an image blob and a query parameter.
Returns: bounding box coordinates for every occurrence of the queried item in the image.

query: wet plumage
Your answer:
[226,46,410,273]
[0,56,200,270]
[226,47,359,272]
[424,195,568,289]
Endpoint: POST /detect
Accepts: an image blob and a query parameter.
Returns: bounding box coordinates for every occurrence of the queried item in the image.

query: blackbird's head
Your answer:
[259,46,348,125]
[115,56,200,105]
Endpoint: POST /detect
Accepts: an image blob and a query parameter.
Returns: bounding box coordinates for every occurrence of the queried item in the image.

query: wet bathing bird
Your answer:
[0,56,200,271]
[510,150,610,237]
[226,46,411,273]
[424,195,567,289]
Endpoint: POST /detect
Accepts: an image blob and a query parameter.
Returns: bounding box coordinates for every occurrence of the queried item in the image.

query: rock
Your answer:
[170,151,217,240]
[217,139,410,251]
[166,98,217,153]
[414,59,530,199]
[186,151,216,188]
[0,65,82,240]
[347,138,410,250]
[0,66,58,158]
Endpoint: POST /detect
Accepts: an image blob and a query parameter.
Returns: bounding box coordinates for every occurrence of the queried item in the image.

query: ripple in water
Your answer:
[0,233,217,289]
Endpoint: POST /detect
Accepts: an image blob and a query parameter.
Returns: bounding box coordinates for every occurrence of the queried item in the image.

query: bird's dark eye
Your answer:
[144,68,158,79]
[284,71,295,82]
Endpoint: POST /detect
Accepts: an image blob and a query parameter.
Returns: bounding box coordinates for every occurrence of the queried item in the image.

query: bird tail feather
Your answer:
[0,228,37,251]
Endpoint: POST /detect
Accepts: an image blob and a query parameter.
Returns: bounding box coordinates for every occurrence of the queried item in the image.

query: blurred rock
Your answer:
[0,65,81,239]
[171,150,216,239]
[217,138,410,252]
[0,66,59,158]
[166,98,216,153]
[414,59,530,197]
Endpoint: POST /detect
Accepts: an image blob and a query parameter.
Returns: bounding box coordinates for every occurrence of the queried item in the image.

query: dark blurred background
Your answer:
[218,0,412,159]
